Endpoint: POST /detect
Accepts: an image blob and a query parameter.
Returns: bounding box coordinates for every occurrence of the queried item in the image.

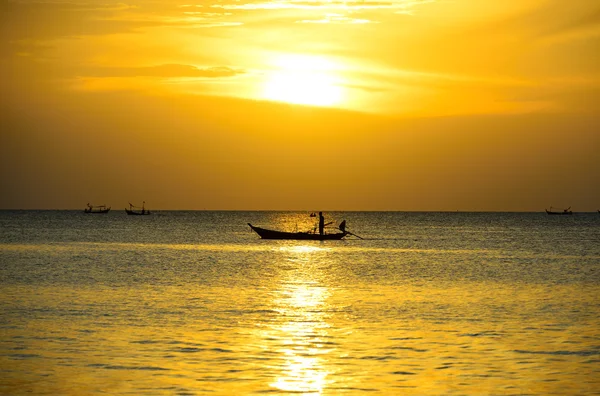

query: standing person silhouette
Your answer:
[319,212,325,236]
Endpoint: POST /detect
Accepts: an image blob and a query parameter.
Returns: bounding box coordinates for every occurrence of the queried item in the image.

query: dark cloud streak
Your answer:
[0,1,232,42]
[0,1,162,41]
[82,64,244,78]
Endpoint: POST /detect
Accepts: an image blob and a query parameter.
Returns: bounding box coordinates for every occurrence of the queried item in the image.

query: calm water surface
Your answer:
[1,211,599,395]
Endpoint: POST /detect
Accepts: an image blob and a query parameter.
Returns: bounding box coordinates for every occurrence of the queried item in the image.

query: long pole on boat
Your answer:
[328,224,364,239]
[346,230,364,239]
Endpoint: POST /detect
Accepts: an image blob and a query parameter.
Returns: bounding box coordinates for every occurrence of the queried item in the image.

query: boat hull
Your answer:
[545,210,572,215]
[125,209,151,215]
[84,208,110,214]
[248,223,347,240]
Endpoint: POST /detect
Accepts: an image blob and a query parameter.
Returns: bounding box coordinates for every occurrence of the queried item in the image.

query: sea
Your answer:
[0,210,599,395]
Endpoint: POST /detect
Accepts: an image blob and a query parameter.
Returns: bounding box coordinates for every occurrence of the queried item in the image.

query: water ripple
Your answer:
[87,364,170,371]
[514,349,600,357]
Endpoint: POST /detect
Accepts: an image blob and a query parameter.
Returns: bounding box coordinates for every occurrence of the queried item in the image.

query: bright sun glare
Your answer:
[263,55,343,107]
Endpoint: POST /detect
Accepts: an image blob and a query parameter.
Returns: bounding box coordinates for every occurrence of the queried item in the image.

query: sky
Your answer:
[1,0,599,211]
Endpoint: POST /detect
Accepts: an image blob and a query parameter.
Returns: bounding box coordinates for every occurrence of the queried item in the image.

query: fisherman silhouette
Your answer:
[319,212,325,236]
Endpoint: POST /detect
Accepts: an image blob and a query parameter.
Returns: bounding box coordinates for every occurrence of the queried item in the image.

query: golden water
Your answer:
[1,211,598,394]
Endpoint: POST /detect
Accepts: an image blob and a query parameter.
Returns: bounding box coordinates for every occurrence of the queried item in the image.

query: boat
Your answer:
[545,206,573,215]
[248,223,348,240]
[84,204,110,214]
[125,202,151,215]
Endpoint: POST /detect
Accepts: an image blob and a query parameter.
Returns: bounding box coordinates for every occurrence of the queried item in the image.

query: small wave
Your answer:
[391,346,429,353]
[131,339,162,344]
[196,376,250,383]
[210,348,233,353]
[360,355,399,361]
[252,309,279,314]
[328,386,379,392]
[255,389,320,394]
[514,349,600,357]
[460,332,502,338]
[8,353,41,359]
[310,340,339,346]
[55,336,77,342]
[175,347,204,353]
[87,363,169,371]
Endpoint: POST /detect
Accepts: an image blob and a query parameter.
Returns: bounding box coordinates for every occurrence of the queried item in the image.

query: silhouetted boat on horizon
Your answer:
[248,223,348,240]
[125,202,151,215]
[545,206,572,215]
[84,204,110,214]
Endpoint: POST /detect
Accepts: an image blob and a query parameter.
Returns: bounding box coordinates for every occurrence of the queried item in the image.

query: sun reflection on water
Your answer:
[264,246,334,393]
[278,245,330,254]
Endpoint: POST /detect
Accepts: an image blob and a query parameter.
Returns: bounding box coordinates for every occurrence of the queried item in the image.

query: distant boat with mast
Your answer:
[545,206,572,215]
[84,203,110,214]
[125,202,151,215]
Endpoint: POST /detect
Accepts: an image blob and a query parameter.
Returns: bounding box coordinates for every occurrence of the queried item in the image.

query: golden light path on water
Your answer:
[265,245,332,393]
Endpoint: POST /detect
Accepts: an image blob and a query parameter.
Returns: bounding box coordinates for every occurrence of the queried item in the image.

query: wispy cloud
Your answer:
[82,64,244,78]
[0,1,243,42]
[0,2,162,40]
[471,0,600,46]
[0,0,434,42]
[296,13,376,24]
[210,0,433,11]
[539,9,600,45]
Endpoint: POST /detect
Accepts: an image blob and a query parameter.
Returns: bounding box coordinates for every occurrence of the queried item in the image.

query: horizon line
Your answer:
[1,208,598,213]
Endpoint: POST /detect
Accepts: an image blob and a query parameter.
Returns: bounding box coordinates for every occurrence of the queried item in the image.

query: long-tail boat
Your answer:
[248,222,349,240]
[84,204,110,214]
[125,202,151,215]
[545,206,572,215]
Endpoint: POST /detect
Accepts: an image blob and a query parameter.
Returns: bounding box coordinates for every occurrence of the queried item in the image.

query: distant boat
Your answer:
[248,223,348,240]
[125,202,151,215]
[545,206,572,215]
[84,204,110,214]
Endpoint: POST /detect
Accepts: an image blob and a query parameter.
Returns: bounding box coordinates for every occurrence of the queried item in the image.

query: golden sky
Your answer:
[1,0,599,210]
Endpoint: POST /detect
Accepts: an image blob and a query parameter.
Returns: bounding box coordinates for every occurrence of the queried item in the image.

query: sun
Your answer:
[262,55,343,107]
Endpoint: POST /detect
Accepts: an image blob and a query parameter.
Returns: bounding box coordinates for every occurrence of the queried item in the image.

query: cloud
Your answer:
[472,0,600,45]
[539,9,600,44]
[0,1,239,42]
[2,57,243,80]
[210,0,433,11]
[0,1,163,41]
[296,14,376,24]
[0,0,435,45]
[82,64,244,78]
[0,39,54,58]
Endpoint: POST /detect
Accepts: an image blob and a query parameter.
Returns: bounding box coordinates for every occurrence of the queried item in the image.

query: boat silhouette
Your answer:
[84,204,110,214]
[125,201,151,215]
[545,206,572,215]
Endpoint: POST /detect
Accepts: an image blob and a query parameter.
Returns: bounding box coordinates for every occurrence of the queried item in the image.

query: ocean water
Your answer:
[0,210,599,395]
